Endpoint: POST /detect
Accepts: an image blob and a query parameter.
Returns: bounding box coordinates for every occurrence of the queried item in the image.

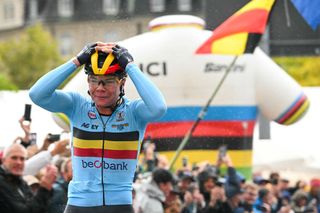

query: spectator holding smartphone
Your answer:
[14,116,32,148]
[12,116,40,159]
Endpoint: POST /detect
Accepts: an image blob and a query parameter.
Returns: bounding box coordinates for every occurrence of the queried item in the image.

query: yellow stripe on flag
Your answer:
[212,33,248,55]
[73,138,139,150]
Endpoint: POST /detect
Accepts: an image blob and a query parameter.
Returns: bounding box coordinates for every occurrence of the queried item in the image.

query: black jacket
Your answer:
[0,166,52,213]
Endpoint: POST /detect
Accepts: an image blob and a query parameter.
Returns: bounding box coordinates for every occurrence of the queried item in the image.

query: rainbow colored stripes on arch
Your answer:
[196,0,275,55]
[276,93,310,125]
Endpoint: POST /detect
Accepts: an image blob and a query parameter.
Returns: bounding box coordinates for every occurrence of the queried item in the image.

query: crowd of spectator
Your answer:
[134,140,320,213]
[1,117,320,213]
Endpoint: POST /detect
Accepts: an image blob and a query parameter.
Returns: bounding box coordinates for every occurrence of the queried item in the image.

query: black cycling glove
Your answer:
[76,43,97,66]
[112,45,134,69]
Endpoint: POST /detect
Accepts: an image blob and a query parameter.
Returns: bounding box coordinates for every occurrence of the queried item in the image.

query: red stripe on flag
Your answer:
[74,147,137,159]
[106,150,138,159]
[145,121,255,138]
[196,9,269,54]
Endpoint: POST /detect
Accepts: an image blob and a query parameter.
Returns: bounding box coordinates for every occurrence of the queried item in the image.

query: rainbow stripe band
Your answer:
[276,93,310,125]
[146,121,255,138]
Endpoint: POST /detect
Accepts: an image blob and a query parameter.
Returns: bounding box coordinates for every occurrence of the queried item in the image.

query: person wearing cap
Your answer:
[253,176,270,188]
[29,42,167,213]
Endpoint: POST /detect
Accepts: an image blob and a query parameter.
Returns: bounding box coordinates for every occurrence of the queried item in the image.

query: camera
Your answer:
[47,133,61,142]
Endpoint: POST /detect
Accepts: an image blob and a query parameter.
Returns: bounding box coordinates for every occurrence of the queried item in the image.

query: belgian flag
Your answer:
[196,0,275,55]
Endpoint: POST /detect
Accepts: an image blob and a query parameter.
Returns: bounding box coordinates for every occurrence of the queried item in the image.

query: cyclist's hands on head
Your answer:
[95,42,115,53]
[112,45,134,69]
[76,43,97,66]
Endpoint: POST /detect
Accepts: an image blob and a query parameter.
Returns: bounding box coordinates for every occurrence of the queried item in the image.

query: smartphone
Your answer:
[47,134,61,142]
[24,104,32,121]
[182,157,188,167]
[29,133,37,145]
[218,145,227,159]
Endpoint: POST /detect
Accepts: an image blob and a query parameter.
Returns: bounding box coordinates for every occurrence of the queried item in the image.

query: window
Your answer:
[60,34,73,56]
[150,0,165,13]
[103,0,120,15]
[58,0,74,17]
[178,0,191,12]
[127,0,135,14]
[29,0,38,20]
[3,2,15,20]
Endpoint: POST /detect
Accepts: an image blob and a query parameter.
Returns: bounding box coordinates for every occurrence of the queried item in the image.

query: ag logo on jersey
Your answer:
[116,111,125,122]
[88,110,97,119]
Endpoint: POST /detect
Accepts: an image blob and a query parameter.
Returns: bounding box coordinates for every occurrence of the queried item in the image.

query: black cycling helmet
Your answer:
[84,51,127,79]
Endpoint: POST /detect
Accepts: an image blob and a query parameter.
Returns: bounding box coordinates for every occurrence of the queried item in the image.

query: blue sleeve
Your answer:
[126,63,167,124]
[29,60,78,116]
[226,167,239,185]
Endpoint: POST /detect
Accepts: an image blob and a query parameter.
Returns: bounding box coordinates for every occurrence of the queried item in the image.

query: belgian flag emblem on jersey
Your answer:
[72,127,139,159]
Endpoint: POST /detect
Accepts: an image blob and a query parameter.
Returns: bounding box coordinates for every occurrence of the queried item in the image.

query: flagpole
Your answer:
[168,55,238,171]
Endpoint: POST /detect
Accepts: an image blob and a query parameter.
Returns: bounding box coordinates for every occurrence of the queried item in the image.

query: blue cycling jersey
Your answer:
[29,60,166,207]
